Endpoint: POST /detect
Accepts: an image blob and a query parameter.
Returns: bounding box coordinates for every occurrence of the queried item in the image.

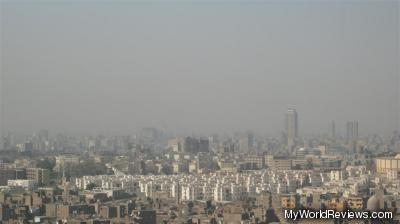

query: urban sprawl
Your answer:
[0,109,400,224]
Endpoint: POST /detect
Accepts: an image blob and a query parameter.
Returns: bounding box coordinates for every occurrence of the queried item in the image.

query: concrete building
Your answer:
[375,154,400,174]
[286,108,298,148]
[54,155,80,172]
[346,121,359,144]
[272,159,292,171]
[244,155,264,169]
[132,210,156,224]
[0,169,16,186]
[57,204,96,219]
[7,179,38,191]
[26,168,49,186]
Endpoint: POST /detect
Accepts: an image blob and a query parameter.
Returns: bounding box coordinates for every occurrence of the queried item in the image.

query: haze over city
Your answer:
[1,0,399,137]
[1,1,400,224]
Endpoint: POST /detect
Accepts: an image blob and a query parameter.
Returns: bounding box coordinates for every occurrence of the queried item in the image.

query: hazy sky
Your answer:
[1,0,399,136]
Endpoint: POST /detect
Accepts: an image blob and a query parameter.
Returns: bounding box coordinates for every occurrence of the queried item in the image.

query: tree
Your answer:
[86,183,98,190]
[36,158,55,170]
[187,201,194,215]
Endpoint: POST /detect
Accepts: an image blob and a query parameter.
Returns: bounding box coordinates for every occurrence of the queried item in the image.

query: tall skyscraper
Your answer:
[346,121,359,143]
[239,132,255,152]
[286,108,298,147]
[330,121,336,140]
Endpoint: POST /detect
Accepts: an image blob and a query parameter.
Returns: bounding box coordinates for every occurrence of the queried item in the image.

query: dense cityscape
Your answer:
[0,109,399,223]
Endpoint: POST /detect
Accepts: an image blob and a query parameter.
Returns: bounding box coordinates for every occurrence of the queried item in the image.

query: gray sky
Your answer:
[1,0,399,136]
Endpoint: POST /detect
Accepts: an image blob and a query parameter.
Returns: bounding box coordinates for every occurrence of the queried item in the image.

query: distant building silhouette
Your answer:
[286,108,298,149]
[346,121,359,143]
[239,132,255,152]
[330,120,336,140]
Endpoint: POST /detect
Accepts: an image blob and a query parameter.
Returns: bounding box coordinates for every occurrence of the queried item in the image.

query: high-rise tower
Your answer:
[330,121,336,140]
[286,108,298,147]
[346,121,359,143]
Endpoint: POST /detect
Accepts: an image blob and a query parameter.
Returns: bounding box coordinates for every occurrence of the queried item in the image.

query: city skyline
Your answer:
[0,1,399,223]
[0,116,379,139]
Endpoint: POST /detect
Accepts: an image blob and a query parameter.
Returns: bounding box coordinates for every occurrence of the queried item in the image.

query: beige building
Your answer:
[188,161,197,173]
[218,161,237,173]
[55,155,80,172]
[8,179,37,190]
[264,154,274,168]
[272,159,292,171]
[27,168,49,186]
[167,138,184,152]
[57,204,96,219]
[375,154,400,174]
[286,108,298,147]
[244,155,264,169]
